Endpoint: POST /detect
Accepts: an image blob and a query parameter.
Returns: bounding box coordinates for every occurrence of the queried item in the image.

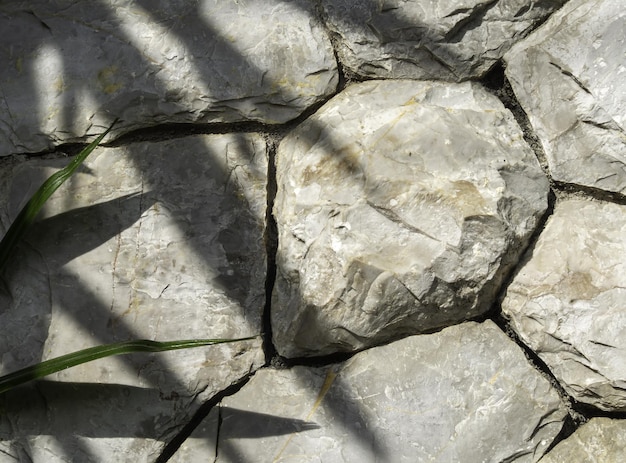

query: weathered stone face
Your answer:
[505,0,626,193]
[539,418,626,463]
[2,0,626,460]
[320,0,567,81]
[272,79,549,358]
[214,321,566,462]
[0,134,267,459]
[0,0,338,155]
[502,198,626,412]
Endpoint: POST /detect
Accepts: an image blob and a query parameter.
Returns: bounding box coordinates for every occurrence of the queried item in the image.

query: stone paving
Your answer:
[0,0,625,462]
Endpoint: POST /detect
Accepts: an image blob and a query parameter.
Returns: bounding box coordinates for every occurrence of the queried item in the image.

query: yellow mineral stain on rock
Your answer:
[53,77,65,93]
[97,65,123,94]
[563,271,603,301]
[440,180,489,216]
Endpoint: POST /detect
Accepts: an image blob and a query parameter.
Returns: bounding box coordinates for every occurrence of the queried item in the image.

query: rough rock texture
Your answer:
[272,79,549,358]
[213,321,566,463]
[168,409,219,463]
[0,134,267,460]
[539,418,626,463]
[0,0,338,155]
[505,0,626,193]
[320,0,567,81]
[502,198,626,412]
[2,0,626,461]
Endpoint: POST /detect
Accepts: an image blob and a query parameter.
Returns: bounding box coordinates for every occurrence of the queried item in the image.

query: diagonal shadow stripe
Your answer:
[0,381,318,439]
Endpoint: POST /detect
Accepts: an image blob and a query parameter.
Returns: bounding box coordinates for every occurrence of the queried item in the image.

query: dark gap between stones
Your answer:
[262,136,279,365]
[155,373,255,463]
[491,312,587,447]
[481,61,553,180]
[552,180,626,206]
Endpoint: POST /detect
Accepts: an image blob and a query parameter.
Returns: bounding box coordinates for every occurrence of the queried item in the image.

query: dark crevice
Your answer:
[213,406,222,463]
[482,60,552,179]
[552,180,626,206]
[0,142,90,162]
[311,0,361,89]
[492,312,588,441]
[280,350,356,369]
[543,414,578,454]
[444,0,499,43]
[155,373,255,463]
[496,304,626,428]
[261,136,278,366]
[494,187,556,307]
[105,121,271,146]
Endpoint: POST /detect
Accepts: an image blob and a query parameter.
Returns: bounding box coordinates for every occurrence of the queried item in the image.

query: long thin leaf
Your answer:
[0,121,117,274]
[0,336,257,395]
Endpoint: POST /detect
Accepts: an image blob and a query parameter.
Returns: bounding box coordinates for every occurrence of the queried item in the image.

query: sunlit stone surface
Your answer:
[0,0,338,155]
[272,79,549,358]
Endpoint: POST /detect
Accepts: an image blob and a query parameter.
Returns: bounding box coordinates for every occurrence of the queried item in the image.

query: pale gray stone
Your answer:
[212,321,566,463]
[320,0,566,81]
[0,134,267,461]
[502,198,626,412]
[168,408,219,463]
[272,79,549,358]
[0,0,338,155]
[539,418,626,463]
[505,0,626,194]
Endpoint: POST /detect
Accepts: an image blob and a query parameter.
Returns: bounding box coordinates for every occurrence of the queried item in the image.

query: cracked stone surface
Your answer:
[272,79,549,358]
[505,0,626,193]
[0,134,267,461]
[210,321,566,463]
[502,198,626,412]
[319,0,567,81]
[1,0,626,461]
[539,417,626,463]
[0,0,338,155]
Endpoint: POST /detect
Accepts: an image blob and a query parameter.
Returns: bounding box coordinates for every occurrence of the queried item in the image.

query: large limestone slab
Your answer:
[320,0,566,81]
[209,321,566,463]
[505,0,626,194]
[272,79,549,357]
[539,418,626,463]
[502,198,626,412]
[0,0,338,155]
[0,134,267,461]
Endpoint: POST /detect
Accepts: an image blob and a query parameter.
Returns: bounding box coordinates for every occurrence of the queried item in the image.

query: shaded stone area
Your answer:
[0,0,625,462]
[0,135,267,459]
[320,0,567,81]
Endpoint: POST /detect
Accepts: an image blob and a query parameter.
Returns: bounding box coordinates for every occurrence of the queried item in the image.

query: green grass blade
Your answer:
[0,336,256,395]
[0,120,117,274]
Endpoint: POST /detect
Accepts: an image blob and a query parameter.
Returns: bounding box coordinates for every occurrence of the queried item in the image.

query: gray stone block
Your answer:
[211,321,566,463]
[505,0,626,193]
[320,0,566,81]
[502,198,626,412]
[539,418,626,463]
[272,79,549,358]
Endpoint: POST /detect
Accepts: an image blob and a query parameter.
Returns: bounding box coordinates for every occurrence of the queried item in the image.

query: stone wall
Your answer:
[1,0,625,461]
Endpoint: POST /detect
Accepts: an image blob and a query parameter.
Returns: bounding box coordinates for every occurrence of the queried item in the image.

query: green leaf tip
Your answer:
[0,119,118,275]
[0,335,257,395]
